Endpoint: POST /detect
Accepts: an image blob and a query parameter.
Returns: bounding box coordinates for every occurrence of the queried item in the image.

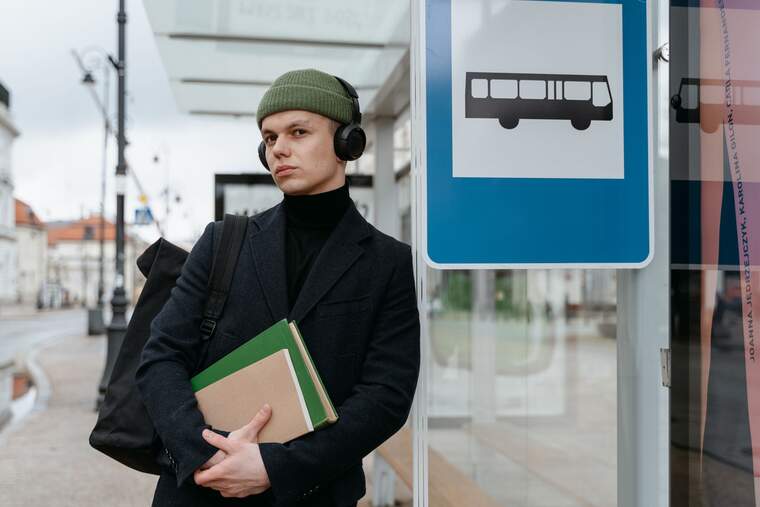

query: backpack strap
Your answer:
[199,214,249,341]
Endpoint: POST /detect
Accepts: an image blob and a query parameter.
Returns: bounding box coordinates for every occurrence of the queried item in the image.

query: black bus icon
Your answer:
[465,72,614,130]
[671,77,760,133]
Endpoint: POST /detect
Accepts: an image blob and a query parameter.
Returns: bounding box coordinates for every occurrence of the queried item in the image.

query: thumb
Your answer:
[242,404,272,442]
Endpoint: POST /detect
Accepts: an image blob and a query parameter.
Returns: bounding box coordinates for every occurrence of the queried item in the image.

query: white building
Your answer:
[14,198,47,306]
[0,82,19,304]
[47,216,148,308]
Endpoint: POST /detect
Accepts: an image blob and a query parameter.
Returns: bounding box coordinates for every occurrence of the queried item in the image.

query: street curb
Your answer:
[0,334,67,437]
[25,338,57,413]
[0,358,13,431]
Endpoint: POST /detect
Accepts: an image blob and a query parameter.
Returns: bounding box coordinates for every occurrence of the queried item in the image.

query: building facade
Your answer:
[14,199,47,306]
[47,216,147,309]
[0,81,19,304]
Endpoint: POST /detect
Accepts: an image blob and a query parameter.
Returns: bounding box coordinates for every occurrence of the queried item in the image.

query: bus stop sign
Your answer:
[417,0,653,268]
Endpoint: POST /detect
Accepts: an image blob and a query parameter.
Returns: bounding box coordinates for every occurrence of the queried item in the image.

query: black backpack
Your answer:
[89,214,249,474]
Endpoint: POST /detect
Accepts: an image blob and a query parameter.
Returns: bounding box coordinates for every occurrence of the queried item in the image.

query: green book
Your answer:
[191,319,337,429]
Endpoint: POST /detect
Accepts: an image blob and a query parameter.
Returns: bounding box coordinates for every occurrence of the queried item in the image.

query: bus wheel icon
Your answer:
[499,116,519,129]
[571,118,591,130]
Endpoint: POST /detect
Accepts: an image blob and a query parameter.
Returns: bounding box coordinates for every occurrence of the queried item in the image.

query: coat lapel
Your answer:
[289,204,371,323]
[250,203,289,322]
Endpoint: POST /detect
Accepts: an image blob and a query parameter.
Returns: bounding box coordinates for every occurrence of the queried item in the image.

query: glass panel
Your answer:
[394,116,412,173]
[744,85,760,106]
[670,2,760,505]
[142,0,410,116]
[171,80,380,117]
[426,268,617,506]
[701,84,724,105]
[172,81,265,115]
[143,0,411,45]
[155,37,403,88]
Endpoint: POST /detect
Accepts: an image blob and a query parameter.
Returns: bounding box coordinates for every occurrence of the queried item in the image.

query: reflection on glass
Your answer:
[670,2,760,505]
[426,269,617,506]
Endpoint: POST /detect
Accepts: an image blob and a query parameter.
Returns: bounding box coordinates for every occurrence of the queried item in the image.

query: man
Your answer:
[136,68,421,507]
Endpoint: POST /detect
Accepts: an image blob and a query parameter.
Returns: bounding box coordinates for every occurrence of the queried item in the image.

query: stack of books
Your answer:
[191,319,337,443]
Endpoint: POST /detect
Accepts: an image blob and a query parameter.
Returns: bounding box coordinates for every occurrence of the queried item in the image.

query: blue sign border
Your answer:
[424,0,652,267]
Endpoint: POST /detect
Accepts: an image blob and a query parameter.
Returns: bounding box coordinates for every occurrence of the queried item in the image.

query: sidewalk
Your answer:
[0,303,75,320]
[0,332,390,506]
[0,333,156,506]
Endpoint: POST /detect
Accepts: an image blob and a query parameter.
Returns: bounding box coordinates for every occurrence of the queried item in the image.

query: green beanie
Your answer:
[256,69,354,128]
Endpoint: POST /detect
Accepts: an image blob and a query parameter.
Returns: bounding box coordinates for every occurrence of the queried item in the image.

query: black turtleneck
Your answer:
[283,183,351,310]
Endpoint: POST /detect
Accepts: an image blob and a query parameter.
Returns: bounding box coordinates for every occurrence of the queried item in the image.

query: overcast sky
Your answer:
[0,0,266,244]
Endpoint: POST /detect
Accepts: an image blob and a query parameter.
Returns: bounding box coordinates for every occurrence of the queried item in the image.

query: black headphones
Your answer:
[258,75,366,171]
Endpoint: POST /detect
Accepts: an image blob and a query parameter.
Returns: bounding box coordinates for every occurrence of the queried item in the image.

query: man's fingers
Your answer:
[242,404,272,441]
[194,468,210,485]
[195,463,225,486]
[202,429,236,454]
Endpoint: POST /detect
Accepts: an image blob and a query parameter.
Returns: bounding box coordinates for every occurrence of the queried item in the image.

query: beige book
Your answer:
[194,349,313,443]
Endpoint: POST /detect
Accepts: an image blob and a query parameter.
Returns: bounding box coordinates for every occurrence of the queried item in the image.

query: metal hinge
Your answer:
[655,43,670,63]
[660,348,671,388]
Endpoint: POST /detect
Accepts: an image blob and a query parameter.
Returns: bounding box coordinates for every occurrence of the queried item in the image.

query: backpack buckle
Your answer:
[199,319,216,340]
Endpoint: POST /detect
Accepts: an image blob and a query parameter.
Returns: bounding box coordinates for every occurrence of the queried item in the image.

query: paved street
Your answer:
[0,327,383,506]
[0,332,156,506]
[0,308,89,364]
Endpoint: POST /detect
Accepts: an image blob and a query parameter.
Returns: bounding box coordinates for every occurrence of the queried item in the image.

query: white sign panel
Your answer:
[451,0,625,179]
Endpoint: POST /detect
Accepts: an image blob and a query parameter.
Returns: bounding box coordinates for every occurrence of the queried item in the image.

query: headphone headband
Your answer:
[333,75,362,125]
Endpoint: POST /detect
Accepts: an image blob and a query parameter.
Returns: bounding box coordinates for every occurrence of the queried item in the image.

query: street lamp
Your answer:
[73,0,128,410]
[101,0,129,412]
[73,47,112,336]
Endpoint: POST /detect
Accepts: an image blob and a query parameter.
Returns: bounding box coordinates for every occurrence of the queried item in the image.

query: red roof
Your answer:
[47,215,126,246]
[14,199,45,228]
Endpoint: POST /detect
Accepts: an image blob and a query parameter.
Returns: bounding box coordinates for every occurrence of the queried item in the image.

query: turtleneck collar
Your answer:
[283,182,351,229]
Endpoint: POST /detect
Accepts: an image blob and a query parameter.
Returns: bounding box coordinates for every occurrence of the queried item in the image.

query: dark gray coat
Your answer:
[135,201,420,506]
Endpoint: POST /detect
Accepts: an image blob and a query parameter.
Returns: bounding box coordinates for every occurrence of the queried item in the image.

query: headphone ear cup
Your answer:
[334,125,366,161]
[348,127,367,160]
[258,141,269,171]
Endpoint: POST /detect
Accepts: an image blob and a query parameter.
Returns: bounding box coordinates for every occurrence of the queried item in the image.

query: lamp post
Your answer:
[76,2,128,410]
[95,68,108,330]
[96,0,129,411]
[74,49,111,336]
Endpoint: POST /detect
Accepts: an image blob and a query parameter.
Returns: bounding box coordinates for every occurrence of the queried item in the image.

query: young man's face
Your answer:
[260,110,345,195]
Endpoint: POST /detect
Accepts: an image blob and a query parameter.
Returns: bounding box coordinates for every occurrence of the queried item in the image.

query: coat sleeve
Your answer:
[259,243,421,505]
[135,221,221,487]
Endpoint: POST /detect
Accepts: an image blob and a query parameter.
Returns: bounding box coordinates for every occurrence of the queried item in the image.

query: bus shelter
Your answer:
[140,1,675,506]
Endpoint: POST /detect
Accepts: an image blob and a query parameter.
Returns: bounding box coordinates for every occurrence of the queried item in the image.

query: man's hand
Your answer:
[193,405,273,498]
[200,449,226,470]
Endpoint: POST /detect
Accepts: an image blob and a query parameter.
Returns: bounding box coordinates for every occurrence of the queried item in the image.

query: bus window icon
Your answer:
[671,77,760,133]
[465,72,614,130]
